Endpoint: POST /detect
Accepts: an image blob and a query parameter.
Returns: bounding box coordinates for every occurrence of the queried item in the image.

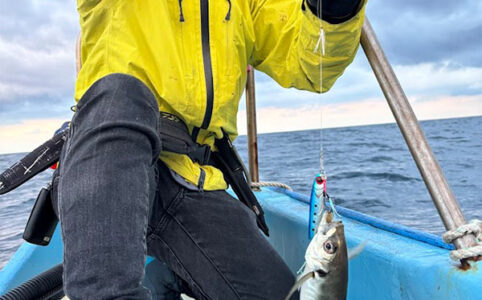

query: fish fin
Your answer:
[284,271,315,300]
[296,261,306,275]
[348,241,367,260]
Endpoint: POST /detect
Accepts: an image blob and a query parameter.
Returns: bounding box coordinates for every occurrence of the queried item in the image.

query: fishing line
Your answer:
[315,2,340,218]
[315,0,326,178]
[319,110,325,177]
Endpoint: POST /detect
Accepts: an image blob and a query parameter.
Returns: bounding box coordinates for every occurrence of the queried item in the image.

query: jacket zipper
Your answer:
[200,0,214,130]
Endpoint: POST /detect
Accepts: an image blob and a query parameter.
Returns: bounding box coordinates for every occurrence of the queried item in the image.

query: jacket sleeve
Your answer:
[248,0,367,93]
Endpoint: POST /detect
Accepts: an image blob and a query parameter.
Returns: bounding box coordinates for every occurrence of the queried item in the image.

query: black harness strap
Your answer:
[160,113,269,236]
[213,131,269,236]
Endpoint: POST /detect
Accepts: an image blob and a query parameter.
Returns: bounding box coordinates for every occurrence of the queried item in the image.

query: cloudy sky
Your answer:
[0,0,481,154]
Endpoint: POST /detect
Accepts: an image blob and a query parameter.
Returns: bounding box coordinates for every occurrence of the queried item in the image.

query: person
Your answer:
[56,0,367,298]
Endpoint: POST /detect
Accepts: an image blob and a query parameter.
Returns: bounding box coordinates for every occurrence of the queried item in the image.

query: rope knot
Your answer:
[442,219,482,261]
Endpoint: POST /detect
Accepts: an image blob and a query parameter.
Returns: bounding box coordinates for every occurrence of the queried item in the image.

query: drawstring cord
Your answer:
[225,0,232,21]
[178,0,185,22]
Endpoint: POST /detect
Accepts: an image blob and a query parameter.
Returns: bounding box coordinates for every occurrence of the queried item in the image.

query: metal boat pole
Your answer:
[360,18,476,252]
[246,65,260,183]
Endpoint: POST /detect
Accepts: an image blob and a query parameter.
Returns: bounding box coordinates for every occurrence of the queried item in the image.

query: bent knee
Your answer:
[75,74,160,127]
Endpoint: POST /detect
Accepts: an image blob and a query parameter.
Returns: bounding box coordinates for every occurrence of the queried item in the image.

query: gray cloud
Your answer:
[0,1,78,50]
[0,0,78,124]
[367,0,482,66]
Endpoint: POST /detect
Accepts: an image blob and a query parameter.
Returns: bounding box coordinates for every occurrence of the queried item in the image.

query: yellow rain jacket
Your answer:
[75,0,367,190]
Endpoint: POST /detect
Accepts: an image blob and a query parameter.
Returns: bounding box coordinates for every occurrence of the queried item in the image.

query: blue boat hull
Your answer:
[1,188,480,299]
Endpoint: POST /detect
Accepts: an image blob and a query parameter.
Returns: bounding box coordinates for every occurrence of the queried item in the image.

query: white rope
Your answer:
[442,219,482,261]
[250,181,293,191]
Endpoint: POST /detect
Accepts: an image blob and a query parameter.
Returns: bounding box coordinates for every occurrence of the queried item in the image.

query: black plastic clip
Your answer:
[190,144,212,165]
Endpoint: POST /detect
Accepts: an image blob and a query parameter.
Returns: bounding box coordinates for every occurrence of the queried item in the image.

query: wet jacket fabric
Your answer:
[75,0,367,190]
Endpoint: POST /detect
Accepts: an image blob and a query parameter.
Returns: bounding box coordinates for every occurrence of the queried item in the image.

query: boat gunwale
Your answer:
[267,187,455,251]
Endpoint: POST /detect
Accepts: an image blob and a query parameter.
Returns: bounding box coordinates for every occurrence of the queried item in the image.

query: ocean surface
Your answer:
[0,116,481,269]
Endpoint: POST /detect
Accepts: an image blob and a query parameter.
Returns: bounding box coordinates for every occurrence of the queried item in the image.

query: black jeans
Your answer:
[57,74,296,299]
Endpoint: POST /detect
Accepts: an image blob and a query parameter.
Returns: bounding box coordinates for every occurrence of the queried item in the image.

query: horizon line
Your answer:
[237,114,482,137]
[1,114,479,156]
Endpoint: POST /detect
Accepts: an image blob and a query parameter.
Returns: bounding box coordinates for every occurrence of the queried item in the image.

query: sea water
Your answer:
[0,116,480,268]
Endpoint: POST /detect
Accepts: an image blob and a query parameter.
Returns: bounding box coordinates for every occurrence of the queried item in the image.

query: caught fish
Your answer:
[286,209,348,300]
[288,118,363,299]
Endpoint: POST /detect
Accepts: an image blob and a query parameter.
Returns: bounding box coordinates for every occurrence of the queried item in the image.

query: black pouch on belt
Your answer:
[23,182,59,246]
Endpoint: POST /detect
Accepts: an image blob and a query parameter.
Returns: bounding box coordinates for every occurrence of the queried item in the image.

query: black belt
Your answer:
[159,112,212,165]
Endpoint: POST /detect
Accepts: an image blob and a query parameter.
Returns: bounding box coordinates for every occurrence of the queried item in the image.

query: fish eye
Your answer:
[323,241,337,254]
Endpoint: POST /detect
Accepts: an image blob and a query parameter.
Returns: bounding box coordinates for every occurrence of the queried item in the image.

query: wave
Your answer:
[330,171,421,182]
[342,198,391,209]
[345,142,392,149]
[428,135,449,141]
[364,155,397,163]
